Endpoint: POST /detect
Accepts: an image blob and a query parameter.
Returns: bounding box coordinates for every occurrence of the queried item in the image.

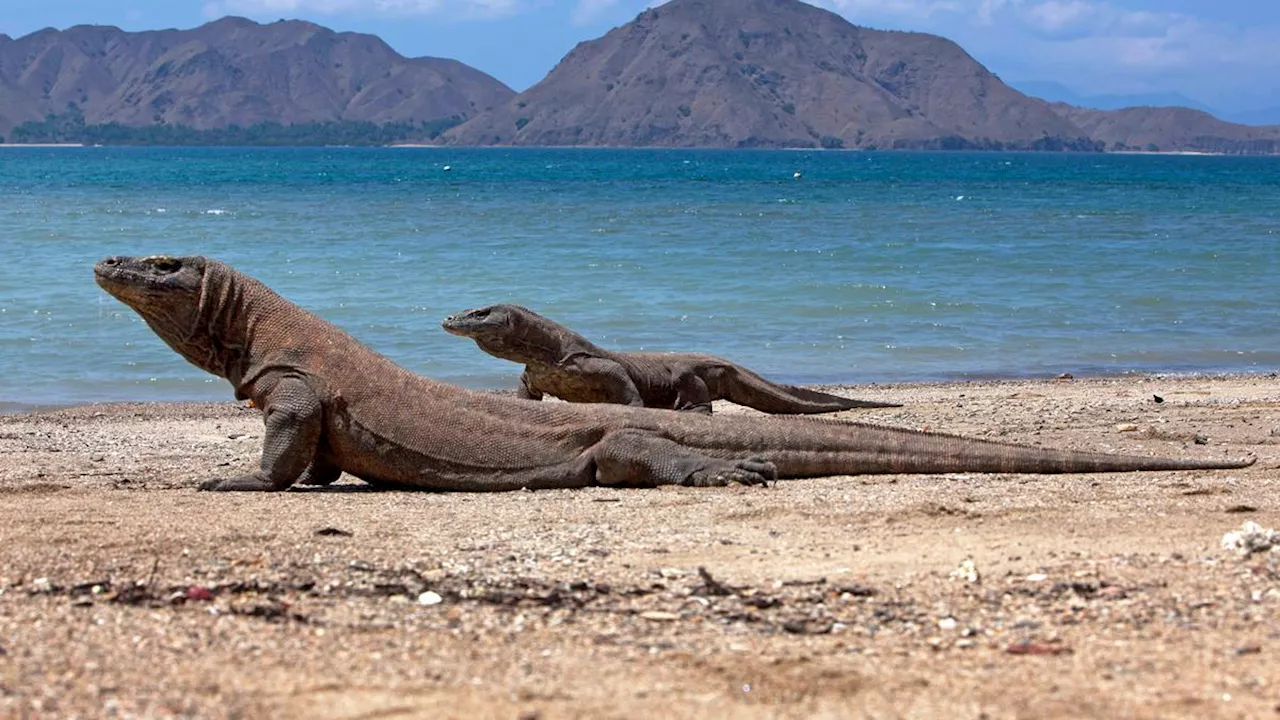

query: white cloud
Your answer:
[1020,0,1096,36]
[208,0,530,19]
[570,0,618,24]
[817,0,962,23]
[810,0,1280,108]
[1012,0,1175,40]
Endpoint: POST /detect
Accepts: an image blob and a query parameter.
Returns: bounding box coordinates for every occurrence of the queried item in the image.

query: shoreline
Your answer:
[0,142,86,147]
[0,143,1268,155]
[4,368,1277,416]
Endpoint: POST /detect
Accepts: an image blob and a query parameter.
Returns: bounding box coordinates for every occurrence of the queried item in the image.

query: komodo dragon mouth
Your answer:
[442,304,516,337]
[94,255,204,298]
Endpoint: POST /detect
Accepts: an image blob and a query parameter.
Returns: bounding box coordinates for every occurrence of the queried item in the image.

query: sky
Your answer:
[3,0,1279,118]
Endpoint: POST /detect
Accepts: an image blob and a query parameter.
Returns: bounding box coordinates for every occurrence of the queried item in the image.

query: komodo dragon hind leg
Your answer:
[591,429,777,487]
[673,373,714,414]
[294,458,342,486]
[200,377,323,491]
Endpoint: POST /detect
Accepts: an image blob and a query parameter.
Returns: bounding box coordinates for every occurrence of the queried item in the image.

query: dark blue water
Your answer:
[0,146,1277,409]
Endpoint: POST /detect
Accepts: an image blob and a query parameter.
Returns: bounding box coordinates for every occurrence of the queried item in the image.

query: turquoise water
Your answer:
[0,146,1277,409]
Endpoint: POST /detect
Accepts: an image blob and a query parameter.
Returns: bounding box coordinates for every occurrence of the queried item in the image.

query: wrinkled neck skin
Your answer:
[146,263,262,398]
[474,311,603,367]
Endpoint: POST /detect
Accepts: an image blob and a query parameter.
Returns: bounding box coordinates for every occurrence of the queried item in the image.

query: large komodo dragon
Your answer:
[94,255,1254,492]
[443,303,900,414]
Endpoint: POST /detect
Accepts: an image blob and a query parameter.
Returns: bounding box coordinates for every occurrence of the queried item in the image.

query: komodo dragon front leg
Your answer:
[200,376,324,491]
[516,371,544,401]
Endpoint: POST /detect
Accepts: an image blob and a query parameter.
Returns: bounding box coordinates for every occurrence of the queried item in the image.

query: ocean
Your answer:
[0,146,1277,410]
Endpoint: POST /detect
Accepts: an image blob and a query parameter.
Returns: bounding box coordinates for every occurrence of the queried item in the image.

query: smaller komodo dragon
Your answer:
[94,255,1254,492]
[442,303,900,415]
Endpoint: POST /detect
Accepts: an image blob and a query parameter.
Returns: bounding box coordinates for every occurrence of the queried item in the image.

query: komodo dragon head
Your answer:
[442,303,572,364]
[441,303,524,340]
[94,255,249,379]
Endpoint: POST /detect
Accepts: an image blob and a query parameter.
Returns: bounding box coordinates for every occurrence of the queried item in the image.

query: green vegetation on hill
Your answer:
[9,107,463,146]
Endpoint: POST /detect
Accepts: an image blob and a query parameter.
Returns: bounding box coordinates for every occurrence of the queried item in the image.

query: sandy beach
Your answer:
[1,373,1278,718]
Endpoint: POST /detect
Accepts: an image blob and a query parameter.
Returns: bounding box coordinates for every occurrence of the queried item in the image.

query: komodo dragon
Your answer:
[442,303,900,414]
[94,255,1254,492]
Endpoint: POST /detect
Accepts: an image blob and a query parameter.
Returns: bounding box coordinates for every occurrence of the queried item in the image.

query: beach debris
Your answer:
[1194,434,1209,445]
[1055,373,1074,380]
[1006,639,1072,656]
[938,617,958,631]
[1025,573,1048,583]
[1222,521,1280,557]
[1225,505,1258,514]
[1153,394,1165,403]
[417,591,444,606]
[1114,423,1140,433]
[166,585,215,604]
[693,566,735,596]
[1182,486,1230,496]
[783,620,834,635]
[443,165,452,172]
[949,559,980,584]
[314,527,353,537]
[793,171,802,179]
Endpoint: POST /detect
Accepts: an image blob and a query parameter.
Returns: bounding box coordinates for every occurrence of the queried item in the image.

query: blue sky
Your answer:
[3,0,1279,117]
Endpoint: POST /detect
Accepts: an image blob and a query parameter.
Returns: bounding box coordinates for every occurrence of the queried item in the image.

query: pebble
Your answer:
[639,611,680,622]
[950,559,981,583]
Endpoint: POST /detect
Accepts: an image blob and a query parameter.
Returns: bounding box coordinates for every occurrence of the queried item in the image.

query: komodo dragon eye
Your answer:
[148,257,182,273]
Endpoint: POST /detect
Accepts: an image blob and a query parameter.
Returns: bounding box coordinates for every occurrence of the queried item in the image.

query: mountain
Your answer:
[1048,104,1280,153]
[443,0,1092,149]
[1225,106,1280,127]
[1012,81,1217,115]
[0,17,514,137]
[3,6,1277,152]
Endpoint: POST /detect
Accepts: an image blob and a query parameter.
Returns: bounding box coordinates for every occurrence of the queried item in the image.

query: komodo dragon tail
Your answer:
[680,416,1256,477]
[719,367,902,414]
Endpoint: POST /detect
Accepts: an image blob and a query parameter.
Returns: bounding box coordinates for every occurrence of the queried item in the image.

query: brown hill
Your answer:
[1048,104,1280,154]
[443,0,1091,149]
[0,17,513,136]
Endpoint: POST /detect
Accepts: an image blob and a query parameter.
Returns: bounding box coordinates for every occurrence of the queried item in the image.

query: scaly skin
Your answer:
[95,256,1254,492]
[442,304,900,414]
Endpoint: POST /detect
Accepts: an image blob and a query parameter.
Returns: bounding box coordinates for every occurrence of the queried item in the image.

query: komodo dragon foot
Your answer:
[199,473,285,491]
[684,458,777,487]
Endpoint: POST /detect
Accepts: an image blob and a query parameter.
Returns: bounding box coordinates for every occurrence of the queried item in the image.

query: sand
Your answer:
[1,373,1278,718]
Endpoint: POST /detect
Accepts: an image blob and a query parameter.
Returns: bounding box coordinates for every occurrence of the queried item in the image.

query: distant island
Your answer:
[3,0,1278,153]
